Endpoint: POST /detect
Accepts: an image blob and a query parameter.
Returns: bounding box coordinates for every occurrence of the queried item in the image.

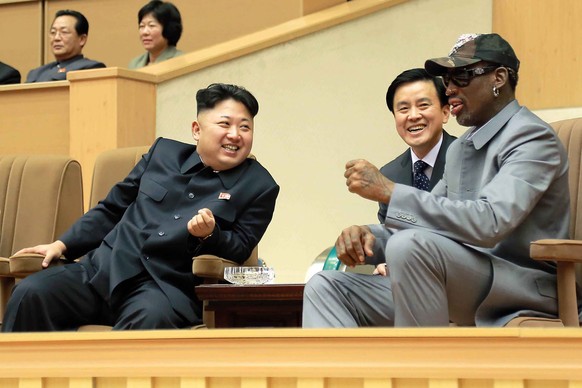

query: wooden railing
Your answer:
[0,327,581,387]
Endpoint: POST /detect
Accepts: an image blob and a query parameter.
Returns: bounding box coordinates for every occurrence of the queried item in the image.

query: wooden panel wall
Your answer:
[0,82,69,155]
[0,0,343,74]
[493,0,582,110]
[0,1,42,81]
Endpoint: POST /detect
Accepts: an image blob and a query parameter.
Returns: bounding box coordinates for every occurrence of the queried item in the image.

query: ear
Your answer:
[494,67,509,89]
[441,103,451,125]
[191,121,200,142]
[79,34,88,48]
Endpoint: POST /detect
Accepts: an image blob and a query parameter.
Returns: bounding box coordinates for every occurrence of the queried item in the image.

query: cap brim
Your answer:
[424,56,481,76]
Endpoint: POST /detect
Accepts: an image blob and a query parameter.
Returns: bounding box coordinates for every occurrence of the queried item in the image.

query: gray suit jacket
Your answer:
[376,100,575,325]
[377,130,456,223]
[26,55,105,83]
[128,46,183,69]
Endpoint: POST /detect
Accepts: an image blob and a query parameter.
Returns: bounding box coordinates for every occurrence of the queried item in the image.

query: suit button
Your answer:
[188,193,195,199]
[158,231,165,236]
[174,214,181,220]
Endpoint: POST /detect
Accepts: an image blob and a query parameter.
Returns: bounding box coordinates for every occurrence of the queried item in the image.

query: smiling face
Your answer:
[192,98,254,171]
[50,15,86,62]
[392,80,450,159]
[138,13,168,55]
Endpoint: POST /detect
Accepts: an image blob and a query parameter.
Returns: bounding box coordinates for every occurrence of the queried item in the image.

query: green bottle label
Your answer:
[322,246,342,270]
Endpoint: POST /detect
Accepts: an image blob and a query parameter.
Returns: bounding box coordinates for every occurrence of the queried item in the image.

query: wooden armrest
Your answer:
[530,239,582,263]
[9,253,67,277]
[530,239,581,327]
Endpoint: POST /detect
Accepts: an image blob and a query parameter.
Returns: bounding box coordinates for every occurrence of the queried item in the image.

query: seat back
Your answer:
[552,118,582,240]
[550,118,582,282]
[89,146,150,208]
[0,155,84,257]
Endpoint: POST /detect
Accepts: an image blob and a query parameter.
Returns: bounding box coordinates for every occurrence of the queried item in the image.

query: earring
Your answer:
[493,85,500,97]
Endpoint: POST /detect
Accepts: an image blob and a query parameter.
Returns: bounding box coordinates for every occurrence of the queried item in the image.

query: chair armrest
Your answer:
[9,253,67,278]
[0,257,11,277]
[530,239,582,263]
[530,239,581,327]
[192,254,239,282]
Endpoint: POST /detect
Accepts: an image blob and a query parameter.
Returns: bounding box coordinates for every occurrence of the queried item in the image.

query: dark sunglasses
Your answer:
[440,66,499,88]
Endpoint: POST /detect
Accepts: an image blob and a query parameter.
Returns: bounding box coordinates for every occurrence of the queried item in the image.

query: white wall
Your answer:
[155,0,494,283]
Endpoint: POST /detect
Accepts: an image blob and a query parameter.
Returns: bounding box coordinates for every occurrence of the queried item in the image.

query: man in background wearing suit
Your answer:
[304,33,577,327]
[0,61,20,84]
[26,10,105,83]
[376,68,455,236]
[2,83,279,331]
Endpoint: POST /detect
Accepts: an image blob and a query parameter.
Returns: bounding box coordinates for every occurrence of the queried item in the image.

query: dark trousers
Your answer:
[1,263,190,332]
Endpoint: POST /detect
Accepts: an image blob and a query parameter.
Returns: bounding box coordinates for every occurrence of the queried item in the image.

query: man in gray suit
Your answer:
[26,10,105,83]
[303,33,578,327]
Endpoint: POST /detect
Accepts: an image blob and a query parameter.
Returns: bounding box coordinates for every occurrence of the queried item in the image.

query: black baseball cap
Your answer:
[425,33,520,76]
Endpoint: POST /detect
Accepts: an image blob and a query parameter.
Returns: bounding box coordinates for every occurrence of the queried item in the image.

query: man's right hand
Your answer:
[335,225,375,267]
[14,240,67,268]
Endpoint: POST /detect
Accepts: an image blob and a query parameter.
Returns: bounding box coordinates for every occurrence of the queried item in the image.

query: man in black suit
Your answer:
[26,10,105,83]
[2,83,279,331]
[0,61,20,84]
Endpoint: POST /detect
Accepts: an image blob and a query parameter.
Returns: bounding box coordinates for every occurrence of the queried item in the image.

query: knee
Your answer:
[10,274,49,302]
[386,229,434,271]
[305,271,342,298]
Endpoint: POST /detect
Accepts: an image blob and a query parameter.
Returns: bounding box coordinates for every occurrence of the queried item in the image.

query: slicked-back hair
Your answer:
[196,83,259,118]
[385,68,448,114]
[54,9,89,36]
[138,0,182,47]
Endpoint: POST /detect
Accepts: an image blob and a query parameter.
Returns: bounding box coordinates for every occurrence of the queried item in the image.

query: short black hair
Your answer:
[196,83,259,118]
[385,68,448,114]
[138,1,182,47]
[54,10,89,35]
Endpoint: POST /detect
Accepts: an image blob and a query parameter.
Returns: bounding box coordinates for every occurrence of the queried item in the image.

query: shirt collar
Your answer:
[410,132,444,168]
[464,99,521,149]
[181,148,250,189]
[57,54,84,66]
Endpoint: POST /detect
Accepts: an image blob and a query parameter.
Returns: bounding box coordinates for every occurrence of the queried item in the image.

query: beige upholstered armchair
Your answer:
[525,117,582,327]
[0,155,84,320]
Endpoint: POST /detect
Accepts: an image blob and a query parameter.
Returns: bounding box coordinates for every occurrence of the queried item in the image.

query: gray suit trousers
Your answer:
[303,229,494,327]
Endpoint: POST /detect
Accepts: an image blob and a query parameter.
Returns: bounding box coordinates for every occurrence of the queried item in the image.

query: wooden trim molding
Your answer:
[0,328,581,386]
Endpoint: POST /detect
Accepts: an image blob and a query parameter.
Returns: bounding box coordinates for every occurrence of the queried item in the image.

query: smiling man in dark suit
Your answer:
[2,83,279,331]
[26,10,105,83]
[376,68,455,231]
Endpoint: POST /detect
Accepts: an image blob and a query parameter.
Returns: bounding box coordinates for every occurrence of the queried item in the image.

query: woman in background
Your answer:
[128,0,183,69]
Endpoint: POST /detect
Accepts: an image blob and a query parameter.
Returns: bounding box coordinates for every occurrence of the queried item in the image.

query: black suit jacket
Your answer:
[0,62,21,85]
[377,130,456,223]
[26,55,105,83]
[59,138,279,323]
